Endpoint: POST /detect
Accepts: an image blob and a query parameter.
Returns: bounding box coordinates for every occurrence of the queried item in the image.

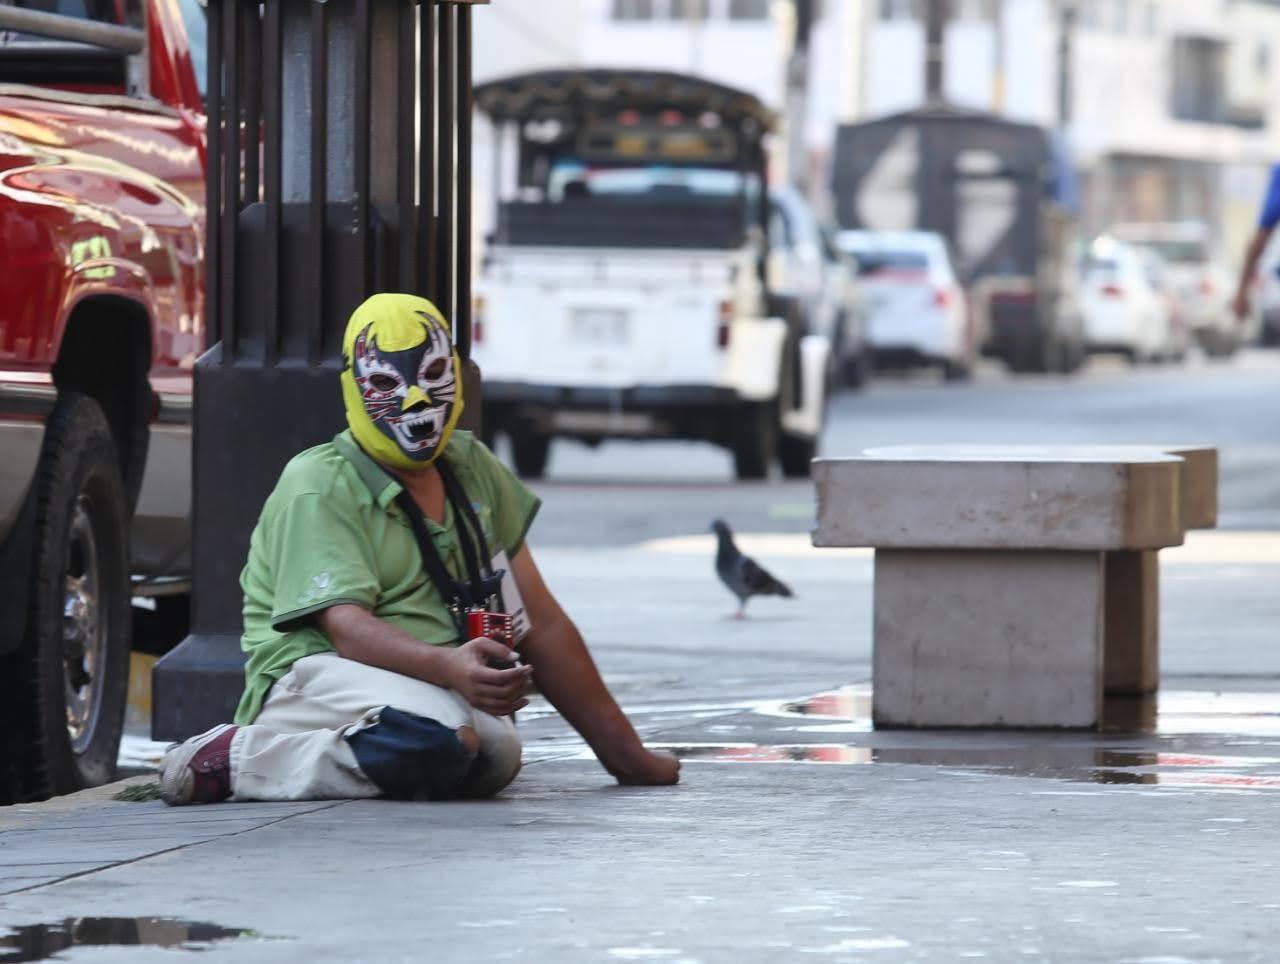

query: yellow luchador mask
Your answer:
[340,293,464,471]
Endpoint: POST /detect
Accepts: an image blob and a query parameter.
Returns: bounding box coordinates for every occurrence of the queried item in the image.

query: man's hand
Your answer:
[606,748,681,787]
[1233,288,1251,321]
[443,637,533,717]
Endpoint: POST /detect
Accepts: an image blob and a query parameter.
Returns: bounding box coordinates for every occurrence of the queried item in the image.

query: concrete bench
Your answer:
[812,444,1218,729]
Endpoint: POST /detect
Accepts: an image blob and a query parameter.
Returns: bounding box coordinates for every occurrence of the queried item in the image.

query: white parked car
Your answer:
[1110,222,1240,357]
[834,230,975,380]
[1080,237,1175,363]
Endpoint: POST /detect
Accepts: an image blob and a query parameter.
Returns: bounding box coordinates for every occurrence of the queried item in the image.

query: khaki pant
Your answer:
[229,653,521,802]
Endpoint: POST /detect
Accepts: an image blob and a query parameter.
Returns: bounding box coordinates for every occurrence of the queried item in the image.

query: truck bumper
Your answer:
[484,382,744,442]
[485,381,740,408]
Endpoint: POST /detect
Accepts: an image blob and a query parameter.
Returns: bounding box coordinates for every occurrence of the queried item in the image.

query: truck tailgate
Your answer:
[479,247,739,386]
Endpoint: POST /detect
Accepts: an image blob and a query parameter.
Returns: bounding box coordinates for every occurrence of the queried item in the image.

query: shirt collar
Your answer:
[332,430,403,510]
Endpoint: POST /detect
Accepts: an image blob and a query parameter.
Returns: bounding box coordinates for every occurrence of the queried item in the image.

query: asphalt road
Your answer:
[518,349,1280,547]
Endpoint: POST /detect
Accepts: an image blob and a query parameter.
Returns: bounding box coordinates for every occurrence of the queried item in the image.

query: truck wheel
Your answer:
[841,349,872,390]
[942,357,972,382]
[511,431,551,479]
[731,402,777,481]
[778,431,816,478]
[1059,338,1086,374]
[1,393,130,802]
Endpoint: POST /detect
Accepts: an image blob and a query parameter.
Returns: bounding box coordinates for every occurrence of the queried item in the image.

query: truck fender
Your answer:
[722,316,787,402]
[780,333,830,440]
[56,269,157,361]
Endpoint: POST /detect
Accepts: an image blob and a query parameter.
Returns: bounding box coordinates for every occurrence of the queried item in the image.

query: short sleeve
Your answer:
[264,491,381,630]
[1260,165,1280,230]
[467,439,541,555]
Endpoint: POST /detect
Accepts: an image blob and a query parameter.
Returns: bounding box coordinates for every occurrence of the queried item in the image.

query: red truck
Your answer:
[0,0,206,802]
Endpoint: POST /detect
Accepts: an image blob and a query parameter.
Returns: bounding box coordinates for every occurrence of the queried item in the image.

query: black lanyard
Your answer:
[394,458,505,638]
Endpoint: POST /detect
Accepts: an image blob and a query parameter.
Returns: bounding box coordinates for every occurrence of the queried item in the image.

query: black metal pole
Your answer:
[419,3,438,306]
[455,4,473,359]
[307,0,328,366]
[396,0,417,292]
[219,0,239,363]
[205,1,221,347]
[924,0,947,104]
[353,0,373,297]
[785,0,814,191]
[262,0,282,365]
[1057,1,1076,128]
[437,4,457,329]
[155,0,490,741]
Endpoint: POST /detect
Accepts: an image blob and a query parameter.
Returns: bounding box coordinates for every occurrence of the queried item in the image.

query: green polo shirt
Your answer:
[234,429,541,724]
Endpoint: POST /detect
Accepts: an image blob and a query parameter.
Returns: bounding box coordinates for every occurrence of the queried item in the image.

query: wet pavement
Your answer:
[0,527,1271,960]
[0,918,254,962]
[8,355,1280,960]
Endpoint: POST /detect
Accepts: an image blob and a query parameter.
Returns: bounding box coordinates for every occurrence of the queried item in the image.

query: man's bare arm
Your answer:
[510,546,679,786]
[318,604,532,717]
[1233,226,1273,320]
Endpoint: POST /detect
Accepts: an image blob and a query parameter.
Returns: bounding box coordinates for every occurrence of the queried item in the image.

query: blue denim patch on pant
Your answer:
[345,706,473,800]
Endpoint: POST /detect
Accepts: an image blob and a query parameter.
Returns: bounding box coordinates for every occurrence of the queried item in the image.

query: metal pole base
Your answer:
[152,633,246,741]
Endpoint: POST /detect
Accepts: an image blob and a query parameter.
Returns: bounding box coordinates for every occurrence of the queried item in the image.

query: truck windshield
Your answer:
[1130,239,1207,265]
[177,0,208,99]
[548,161,756,204]
[853,251,929,276]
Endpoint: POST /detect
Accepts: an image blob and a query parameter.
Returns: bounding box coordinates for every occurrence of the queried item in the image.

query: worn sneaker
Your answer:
[158,724,238,806]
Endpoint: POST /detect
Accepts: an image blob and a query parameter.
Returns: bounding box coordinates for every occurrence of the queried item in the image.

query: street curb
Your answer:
[0,775,156,831]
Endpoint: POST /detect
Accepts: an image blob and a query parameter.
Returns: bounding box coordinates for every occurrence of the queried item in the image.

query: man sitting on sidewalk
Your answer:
[159,293,679,804]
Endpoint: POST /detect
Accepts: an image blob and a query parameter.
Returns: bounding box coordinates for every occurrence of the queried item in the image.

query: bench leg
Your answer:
[873,549,1105,729]
[1103,549,1160,696]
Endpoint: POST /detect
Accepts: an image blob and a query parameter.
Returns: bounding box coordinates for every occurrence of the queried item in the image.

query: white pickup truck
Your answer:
[473,70,830,481]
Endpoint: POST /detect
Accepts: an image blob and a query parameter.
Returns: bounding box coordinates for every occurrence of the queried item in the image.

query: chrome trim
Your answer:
[0,382,57,418]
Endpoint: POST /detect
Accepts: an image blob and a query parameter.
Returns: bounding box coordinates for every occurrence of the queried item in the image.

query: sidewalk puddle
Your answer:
[759,686,1280,739]
[0,918,261,961]
[646,742,1280,791]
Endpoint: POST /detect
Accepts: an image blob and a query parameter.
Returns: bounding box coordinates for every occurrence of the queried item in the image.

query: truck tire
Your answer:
[841,349,872,390]
[511,431,551,479]
[942,357,973,382]
[1011,333,1063,375]
[731,401,777,481]
[0,393,130,803]
[778,431,816,478]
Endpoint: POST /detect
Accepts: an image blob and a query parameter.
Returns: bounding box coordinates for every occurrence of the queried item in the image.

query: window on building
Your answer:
[612,0,655,20]
[1143,1,1158,37]
[1079,0,1108,31]
[1170,35,1227,124]
[1114,0,1129,33]
[879,0,919,21]
[954,0,997,21]
[668,0,710,20]
[729,0,771,19]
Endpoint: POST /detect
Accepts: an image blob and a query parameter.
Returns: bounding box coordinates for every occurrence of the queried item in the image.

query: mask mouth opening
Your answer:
[391,407,444,450]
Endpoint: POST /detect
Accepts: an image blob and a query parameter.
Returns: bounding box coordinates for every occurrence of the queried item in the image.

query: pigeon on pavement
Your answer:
[711,518,794,618]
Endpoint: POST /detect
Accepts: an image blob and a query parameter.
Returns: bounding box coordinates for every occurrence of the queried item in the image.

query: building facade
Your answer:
[862,0,1280,259]
[473,0,1280,260]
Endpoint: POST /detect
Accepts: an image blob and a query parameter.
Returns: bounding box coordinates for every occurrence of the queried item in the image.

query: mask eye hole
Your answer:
[424,358,448,380]
[369,373,400,393]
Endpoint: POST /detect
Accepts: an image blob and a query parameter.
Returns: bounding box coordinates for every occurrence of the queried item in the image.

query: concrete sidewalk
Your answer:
[3,531,1280,961]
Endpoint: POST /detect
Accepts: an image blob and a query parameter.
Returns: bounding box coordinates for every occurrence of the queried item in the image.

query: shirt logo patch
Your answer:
[300,570,333,604]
